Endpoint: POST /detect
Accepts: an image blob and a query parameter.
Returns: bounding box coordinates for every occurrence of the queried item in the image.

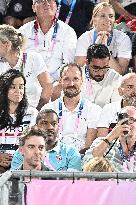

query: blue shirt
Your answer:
[11,141,81,171]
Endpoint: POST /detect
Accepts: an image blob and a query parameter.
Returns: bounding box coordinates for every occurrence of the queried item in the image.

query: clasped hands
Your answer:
[95,31,110,45]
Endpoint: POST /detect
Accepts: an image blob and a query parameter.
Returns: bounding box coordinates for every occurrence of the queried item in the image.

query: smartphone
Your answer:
[118,112,128,135]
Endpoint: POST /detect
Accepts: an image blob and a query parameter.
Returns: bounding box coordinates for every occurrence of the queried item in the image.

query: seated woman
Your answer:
[0,24,52,110]
[0,69,38,173]
[75,2,132,75]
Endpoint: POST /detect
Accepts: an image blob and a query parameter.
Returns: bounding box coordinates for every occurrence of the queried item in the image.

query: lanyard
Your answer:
[21,53,27,74]
[85,65,105,103]
[119,143,135,173]
[45,155,63,170]
[8,53,27,75]
[44,154,56,171]
[93,30,113,48]
[56,0,76,24]
[85,65,93,97]
[58,99,85,135]
[48,21,59,55]
[33,19,59,57]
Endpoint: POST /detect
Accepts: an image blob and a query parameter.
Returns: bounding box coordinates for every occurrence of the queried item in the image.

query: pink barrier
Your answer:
[26,180,136,205]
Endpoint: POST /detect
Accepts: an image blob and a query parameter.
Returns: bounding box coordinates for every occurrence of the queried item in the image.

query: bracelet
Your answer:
[103,138,111,146]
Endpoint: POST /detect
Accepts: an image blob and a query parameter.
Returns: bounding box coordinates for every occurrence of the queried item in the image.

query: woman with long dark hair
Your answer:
[0,69,38,173]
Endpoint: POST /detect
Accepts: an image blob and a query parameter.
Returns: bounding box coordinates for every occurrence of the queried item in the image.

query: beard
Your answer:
[44,130,58,144]
[63,86,81,98]
[90,73,104,82]
[123,94,136,107]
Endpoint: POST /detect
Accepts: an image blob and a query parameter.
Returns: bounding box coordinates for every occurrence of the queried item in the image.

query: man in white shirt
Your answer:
[81,44,122,108]
[18,0,77,82]
[97,73,136,137]
[41,63,101,153]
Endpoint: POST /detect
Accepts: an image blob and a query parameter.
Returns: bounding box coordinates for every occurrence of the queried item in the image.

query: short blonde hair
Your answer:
[83,157,114,172]
[0,24,26,52]
[91,2,115,26]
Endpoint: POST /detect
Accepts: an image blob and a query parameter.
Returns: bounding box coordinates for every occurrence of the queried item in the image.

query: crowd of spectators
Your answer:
[0,0,136,184]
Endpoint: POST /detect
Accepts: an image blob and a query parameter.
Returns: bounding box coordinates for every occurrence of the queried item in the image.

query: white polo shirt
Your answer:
[75,28,132,59]
[0,52,48,108]
[97,100,122,128]
[19,20,77,81]
[81,67,122,108]
[41,97,101,151]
